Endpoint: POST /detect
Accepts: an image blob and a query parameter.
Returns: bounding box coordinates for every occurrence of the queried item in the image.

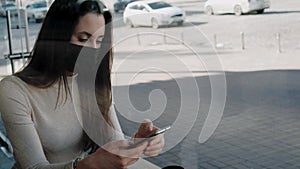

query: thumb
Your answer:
[141,119,153,131]
[137,119,153,138]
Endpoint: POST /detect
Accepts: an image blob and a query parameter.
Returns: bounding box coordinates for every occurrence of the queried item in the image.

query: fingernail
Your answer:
[143,119,151,123]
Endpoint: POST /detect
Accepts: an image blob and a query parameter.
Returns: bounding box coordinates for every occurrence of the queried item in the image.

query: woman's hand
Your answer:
[77,140,148,169]
[135,119,165,157]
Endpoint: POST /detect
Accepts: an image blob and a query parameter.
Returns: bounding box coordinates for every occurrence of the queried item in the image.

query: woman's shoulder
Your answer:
[0,75,28,96]
[1,75,23,82]
[0,76,35,121]
[0,75,26,87]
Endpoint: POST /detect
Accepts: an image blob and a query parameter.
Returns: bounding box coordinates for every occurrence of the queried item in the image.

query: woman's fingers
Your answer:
[133,119,166,158]
[113,141,146,168]
[144,140,164,156]
[97,140,147,169]
[144,149,162,157]
[118,140,148,158]
[136,119,154,138]
[143,133,164,157]
[84,140,147,169]
[144,150,160,157]
[148,134,164,146]
[145,141,163,151]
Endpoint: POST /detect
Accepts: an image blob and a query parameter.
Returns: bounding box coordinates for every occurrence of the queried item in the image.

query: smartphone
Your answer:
[127,126,171,149]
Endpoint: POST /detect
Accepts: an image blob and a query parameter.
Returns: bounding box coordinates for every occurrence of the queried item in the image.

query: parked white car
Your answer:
[0,3,18,17]
[204,0,270,16]
[123,0,185,29]
[26,1,48,23]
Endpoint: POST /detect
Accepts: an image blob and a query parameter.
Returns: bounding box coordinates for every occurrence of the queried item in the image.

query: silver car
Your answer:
[123,0,185,29]
[26,1,48,23]
[205,0,271,16]
[0,3,18,17]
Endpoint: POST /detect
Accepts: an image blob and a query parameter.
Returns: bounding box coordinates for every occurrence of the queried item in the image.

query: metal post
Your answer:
[277,33,282,53]
[241,32,245,50]
[137,33,141,46]
[16,0,25,59]
[213,34,217,48]
[10,58,15,74]
[181,31,184,45]
[6,10,13,55]
[163,31,167,44]
[23,9,30,52]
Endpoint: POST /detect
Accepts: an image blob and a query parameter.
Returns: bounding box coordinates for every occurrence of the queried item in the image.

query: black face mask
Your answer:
[64,43,99,72]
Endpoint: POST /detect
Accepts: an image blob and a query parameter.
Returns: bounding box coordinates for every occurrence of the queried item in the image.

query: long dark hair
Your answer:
[15,0,113,125]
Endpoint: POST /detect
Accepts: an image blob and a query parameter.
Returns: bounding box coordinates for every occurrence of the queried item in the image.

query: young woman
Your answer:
[0,0,164,168]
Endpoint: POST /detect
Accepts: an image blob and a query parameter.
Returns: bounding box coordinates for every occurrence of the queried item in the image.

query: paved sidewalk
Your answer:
[116,69,300,169]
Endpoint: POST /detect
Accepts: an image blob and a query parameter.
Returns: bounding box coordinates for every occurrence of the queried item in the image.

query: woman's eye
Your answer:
[79,38,88,42]
[96,40,102,44]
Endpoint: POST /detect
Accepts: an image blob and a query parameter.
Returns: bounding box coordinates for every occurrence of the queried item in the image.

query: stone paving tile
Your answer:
[197,162,220,169]
[270,166,287,169]
[228,164,255,169]
[207,160,228,168]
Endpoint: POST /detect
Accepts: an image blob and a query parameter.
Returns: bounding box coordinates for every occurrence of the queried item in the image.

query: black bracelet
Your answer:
[72,157,81,169]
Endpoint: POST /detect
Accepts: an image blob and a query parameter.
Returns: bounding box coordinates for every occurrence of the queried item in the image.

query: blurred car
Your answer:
[204,0,270,16]
[25,1,48,23]
[123,0,185,29]
[0,3,18,17]
[114,0,138,13]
